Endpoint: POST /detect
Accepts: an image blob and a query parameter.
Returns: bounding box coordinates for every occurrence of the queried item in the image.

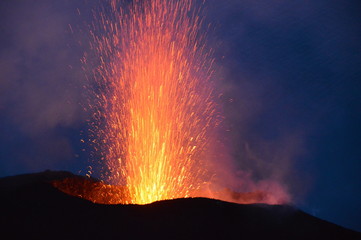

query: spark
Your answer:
[89,0,217,204]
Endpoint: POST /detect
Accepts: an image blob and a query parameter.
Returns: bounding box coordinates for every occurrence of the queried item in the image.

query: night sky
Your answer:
[0,0,360,232]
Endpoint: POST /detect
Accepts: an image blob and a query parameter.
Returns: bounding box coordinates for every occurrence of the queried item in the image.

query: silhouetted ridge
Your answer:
[0,171,360,240]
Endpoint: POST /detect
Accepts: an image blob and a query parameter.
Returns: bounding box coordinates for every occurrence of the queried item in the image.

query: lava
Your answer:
[87,0,217,204]
[58,0,292,206]
[52,176,280,205]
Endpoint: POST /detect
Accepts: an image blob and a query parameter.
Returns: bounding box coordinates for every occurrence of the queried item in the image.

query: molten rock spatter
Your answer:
[88,0,218,204]
[53,177,288,205]
[52,177,126,204]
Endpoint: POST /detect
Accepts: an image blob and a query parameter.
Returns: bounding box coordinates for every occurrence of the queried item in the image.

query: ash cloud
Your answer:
[205,0,361,206]
[0,0,89,175]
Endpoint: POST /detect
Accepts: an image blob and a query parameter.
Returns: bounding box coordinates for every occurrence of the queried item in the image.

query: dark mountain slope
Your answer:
[0,171,360,240]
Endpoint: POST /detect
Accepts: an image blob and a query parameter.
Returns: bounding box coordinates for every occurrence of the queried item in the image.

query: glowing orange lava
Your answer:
[89,0,217,204]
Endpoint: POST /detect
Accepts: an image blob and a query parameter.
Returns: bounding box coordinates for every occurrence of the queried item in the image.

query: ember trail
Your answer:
[88,0,217,204]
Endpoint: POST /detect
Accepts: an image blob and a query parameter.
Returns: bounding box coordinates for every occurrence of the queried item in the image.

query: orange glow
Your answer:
[53,177,284,205]
[88,0,217,204]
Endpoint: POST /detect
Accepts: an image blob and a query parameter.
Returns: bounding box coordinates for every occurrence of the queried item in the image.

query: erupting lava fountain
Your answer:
[86,0,218,204]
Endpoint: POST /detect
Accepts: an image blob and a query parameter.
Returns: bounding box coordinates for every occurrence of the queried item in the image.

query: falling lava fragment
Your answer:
[87,0,218,204]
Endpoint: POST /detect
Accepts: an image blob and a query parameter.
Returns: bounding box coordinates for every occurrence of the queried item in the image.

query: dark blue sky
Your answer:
[0,0,360,232]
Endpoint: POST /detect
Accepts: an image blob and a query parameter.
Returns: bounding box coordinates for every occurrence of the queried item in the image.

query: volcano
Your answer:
[0,171,360,240]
